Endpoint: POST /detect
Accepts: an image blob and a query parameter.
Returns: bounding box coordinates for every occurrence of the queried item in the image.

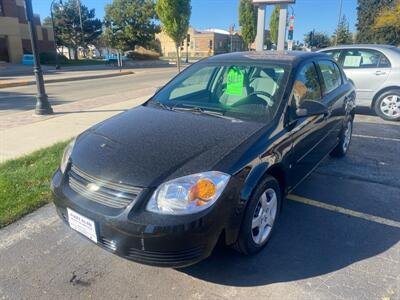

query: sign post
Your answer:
[252,0,296,51]
[287,14,295,50]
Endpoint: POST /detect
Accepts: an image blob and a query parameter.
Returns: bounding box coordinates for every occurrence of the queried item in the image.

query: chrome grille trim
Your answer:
[68,165,142,209]
[71,165,142,194]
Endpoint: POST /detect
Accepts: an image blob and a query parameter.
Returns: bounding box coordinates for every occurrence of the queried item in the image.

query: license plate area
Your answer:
[67,208,98,243]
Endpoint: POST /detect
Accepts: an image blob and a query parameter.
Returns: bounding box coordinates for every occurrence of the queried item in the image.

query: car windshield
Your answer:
[150,62,289,122]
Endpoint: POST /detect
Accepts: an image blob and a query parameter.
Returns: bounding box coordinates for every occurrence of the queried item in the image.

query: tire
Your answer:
[233,176,281,255]
[330,118,353,158]
[374,89,400,121]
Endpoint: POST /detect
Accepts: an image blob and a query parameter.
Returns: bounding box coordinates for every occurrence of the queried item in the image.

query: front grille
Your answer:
[100,237,117,251]
[126,246,205,265]
[68,165,142,209]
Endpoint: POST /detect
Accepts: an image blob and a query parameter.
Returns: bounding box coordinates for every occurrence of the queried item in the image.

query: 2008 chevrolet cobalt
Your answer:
[51,51,356,267]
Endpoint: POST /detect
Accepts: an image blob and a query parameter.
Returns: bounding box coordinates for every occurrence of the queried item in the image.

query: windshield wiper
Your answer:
[151,100,173,111]
[172,105,242,122]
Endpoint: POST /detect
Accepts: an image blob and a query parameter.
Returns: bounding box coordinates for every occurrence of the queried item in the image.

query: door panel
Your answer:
[288,62,328,189]
[316,60,348,152]
[341,49,391,103]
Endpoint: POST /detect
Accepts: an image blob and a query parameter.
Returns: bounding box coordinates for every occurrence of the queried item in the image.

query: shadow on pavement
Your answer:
[0,90,70,112]
[355,106,376,117]
[180,120,400,286]
[180,200,400,287]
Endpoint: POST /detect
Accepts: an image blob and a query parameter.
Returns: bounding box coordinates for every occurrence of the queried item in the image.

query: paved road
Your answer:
[0,114,399,300]
[0,67,177,115]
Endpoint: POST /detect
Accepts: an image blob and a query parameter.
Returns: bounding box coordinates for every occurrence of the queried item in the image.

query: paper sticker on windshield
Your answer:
[226,67,244,96]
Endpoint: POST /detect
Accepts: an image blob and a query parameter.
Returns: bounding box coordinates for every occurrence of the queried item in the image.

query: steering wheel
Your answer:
[230,90,273,108]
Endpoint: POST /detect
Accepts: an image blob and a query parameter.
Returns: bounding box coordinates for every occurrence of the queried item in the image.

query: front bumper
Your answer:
[51,169,239,268]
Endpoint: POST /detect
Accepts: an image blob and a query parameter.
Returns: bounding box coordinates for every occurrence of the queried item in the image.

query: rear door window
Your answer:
[321,49,342,63]
[342,49,391,69]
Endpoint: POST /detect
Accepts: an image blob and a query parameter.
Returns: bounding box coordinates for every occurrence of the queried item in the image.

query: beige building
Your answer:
[0,0,55,63]
[157,27,246,58]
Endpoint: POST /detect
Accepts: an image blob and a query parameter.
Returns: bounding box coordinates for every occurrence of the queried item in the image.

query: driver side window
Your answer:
[293,63,322,106]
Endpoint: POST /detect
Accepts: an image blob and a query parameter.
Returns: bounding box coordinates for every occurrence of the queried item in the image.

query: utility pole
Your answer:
[335,0,344,46]
[77,0,84,56]
[50,0,61,69]
[25,0,53,115]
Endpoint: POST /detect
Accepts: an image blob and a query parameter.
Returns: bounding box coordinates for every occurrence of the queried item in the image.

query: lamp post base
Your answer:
[35,95,54,115]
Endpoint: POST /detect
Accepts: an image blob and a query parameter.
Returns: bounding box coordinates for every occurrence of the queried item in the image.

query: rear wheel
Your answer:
[330,118,353,158]
[233,176,281,255]
[374,90,400,121]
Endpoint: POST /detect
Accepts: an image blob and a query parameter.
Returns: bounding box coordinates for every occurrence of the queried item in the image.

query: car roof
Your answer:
[319,44,397,51]
[205,51,330,66]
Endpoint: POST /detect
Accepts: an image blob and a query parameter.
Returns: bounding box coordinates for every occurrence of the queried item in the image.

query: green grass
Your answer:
[0,141,69,228]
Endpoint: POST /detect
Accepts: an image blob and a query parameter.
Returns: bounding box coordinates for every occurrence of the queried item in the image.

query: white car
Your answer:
[319,44,400,121]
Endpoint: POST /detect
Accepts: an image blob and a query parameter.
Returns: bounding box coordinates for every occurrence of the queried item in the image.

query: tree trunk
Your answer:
[176,45,181,73]
[73,48,78,60]
[68,48,71,60]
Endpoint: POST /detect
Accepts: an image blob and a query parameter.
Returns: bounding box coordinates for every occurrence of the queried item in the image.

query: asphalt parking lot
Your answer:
[0,112,399,300]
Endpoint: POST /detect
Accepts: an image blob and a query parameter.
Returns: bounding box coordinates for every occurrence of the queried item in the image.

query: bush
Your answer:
[39,52,68,65]
[128,51,160,60]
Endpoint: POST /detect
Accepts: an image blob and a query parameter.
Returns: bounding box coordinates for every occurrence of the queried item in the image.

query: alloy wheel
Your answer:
[343,120,352,153]
[380,95,400,118]
[251,188,278,245]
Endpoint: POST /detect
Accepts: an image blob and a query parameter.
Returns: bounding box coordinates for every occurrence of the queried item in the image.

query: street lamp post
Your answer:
[25,0,53,115]
[50,0,62,69]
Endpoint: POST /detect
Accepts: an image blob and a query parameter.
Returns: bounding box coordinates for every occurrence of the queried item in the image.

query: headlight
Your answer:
[146,172,230,215]
[60,139,75,173]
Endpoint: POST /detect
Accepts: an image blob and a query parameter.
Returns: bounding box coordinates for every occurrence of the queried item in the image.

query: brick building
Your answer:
[0,0,55,63]
[157,27,246,58]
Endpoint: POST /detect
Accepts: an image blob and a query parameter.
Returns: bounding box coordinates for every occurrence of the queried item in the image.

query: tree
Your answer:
[356,0,395,43]
[104,0,159,53]
[332,15,353,45]
[155,0,191,72]
[373,0,400,45]
[269,5,280,45]
[238,0,257,49]
[45,0,102,59]
[304,30,331,49]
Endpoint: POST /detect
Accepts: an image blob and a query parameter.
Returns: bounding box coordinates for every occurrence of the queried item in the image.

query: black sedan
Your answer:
[51,51,356,267]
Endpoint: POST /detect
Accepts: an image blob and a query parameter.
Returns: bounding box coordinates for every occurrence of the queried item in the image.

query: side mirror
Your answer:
[296,100,328,118]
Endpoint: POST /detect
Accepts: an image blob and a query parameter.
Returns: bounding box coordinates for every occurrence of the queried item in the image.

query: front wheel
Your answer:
[330,118,353,158]
[374,90,400,121]
[233,176,281,255]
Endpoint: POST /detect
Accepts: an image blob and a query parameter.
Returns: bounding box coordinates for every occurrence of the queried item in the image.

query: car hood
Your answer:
[71,106,264,187]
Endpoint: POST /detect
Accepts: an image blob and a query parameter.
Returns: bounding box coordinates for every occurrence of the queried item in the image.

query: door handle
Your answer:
[375,70,387,76]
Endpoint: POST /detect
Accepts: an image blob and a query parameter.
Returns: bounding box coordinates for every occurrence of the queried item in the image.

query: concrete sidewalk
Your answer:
[0,88,154,162]
[0,69,134,89]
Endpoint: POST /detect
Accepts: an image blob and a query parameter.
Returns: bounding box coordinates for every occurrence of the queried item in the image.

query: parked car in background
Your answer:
[319,45,400,121]
[51,51,355,267]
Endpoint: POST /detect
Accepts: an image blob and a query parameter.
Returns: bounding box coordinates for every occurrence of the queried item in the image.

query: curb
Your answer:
[0,70,134,89]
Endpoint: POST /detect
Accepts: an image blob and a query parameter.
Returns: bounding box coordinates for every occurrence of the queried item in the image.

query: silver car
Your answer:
[319,45,400,121]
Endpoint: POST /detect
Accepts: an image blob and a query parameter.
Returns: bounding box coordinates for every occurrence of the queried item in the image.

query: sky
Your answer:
[33,0,358,42]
